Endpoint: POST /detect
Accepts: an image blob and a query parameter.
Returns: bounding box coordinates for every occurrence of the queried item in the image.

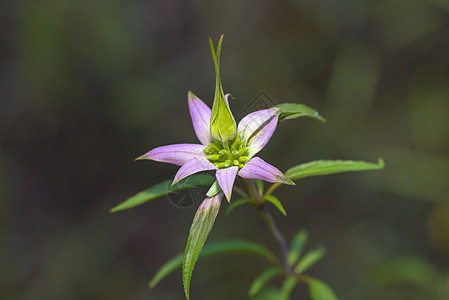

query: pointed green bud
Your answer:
[209,35,236,142]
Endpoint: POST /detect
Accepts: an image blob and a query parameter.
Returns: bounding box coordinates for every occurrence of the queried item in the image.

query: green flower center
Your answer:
[204,133,249,169]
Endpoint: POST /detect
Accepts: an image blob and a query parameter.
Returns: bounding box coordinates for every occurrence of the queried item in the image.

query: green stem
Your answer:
[265,182,281,198]
[233,185,249,199]
[258,205,290,273]
[249,180,261,202]
[244,179,257,201]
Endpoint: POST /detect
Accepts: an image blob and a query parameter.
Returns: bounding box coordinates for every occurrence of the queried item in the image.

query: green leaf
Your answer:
[251,287,283,300]
[224,198,251,216]
[285,158,384,181]
[149,240,279,288]
[248,267,283,296]
[275,103,326,123]
[209,35,236,141]
[264,195,287,216]
[295,246,326,274]
[183,194,222,299]
[110,174,214,212]
[287,230,308,266]
[306,277,339,300]
[206,180,221,197]
[279,276,298,300]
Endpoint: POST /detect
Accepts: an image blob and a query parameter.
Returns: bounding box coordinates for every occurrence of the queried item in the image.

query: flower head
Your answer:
[137,36,293,203]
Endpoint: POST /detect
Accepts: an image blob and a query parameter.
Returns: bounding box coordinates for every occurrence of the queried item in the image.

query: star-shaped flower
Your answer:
[137,92,294,202]
[137,36,293,203]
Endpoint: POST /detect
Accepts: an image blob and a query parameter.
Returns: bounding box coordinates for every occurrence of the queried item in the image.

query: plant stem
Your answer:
[249,180,261,201]
[233,185,249,199]
[265,182,281,197]
[244,179,258,201]
[258,205,290,273]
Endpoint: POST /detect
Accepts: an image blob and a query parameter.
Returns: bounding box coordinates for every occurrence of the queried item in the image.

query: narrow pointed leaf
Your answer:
[279,276,298,300]
[149,240,279,288]
[264,195,287,216]
[224,198,251,216]
[183,193,222,299]
[248,267,283,296]
[306,277,339,300]
[295,246,326,274]
[275,103,326,123]
[285,158,384,181]
[288,230,308,266]
[110,174,214,212]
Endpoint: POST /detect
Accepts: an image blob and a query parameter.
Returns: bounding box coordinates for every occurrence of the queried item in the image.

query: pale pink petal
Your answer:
[216,166,238,202]
[136,144,206,166]
[238,157,294,185]
[247,114,279,158]
[238,108,279,141]
[237,108,280,157]
[188,91,212,145]
[172,156,217,186]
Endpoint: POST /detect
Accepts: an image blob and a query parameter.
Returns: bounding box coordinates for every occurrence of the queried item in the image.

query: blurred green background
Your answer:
[1,0,449,299]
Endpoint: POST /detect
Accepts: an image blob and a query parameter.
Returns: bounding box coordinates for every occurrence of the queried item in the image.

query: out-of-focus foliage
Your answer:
[1,0,448,299]
[369,256,448,299]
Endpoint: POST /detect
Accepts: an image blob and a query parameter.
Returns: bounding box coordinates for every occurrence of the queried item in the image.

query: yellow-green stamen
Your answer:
[205,133,249,169]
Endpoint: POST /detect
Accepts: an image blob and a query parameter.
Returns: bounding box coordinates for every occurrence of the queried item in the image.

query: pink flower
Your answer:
[136,92,294,203]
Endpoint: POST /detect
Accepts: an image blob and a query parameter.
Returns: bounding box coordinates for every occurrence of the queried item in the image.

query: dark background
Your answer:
[1,0,449,299]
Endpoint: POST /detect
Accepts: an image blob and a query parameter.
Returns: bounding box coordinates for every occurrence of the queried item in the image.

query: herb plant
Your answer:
[111,35,384,300]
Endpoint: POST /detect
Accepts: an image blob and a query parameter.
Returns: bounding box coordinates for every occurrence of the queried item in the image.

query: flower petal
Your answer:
[247,114,279,158]
[172,156,217,186]
[237,108,280,157]
[238,157,294,185]
[216,166,238,202]
[136,144,206,166]
[188,91,212,145]
[238,108,280,140]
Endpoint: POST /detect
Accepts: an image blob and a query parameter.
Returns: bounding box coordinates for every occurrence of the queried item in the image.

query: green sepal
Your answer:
[110,174,214,212]
[248,267,283,296]
[287,230,308,266]
[285,158,384,181]
[149,240,279,288]
[295,246,326,274]
[209,35,236,141]
[304,277,339,300]
[206,180,221,197]
[183,194,221,299]
[264,195,287,216]
[275,103,326,123]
